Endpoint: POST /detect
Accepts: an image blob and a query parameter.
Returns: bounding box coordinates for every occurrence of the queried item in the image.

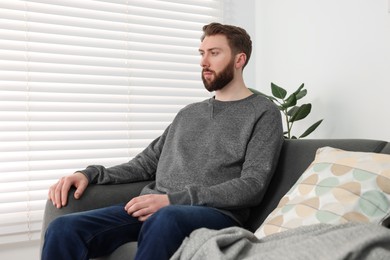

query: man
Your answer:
[42,22,283,260]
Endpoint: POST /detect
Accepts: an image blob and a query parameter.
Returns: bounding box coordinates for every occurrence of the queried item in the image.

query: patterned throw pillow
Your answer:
[254,146,390,239]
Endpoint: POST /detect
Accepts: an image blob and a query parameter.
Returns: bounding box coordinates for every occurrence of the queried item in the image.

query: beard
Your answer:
[202,58,235,92]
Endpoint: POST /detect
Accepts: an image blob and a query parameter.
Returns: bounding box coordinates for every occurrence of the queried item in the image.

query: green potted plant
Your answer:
[250,83,323,139]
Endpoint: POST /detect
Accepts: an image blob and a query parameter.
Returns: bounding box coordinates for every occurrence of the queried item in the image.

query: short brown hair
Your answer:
[201,22,252,68]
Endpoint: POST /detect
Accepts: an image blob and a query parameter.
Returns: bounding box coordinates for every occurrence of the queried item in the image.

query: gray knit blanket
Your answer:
[171,222,390,260]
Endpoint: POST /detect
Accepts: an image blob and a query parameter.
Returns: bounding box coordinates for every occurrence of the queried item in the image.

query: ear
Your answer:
[235,53,247,69]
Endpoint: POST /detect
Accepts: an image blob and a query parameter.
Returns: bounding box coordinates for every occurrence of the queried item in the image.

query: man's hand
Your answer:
[124,194,170,221]
[48,172,89,209]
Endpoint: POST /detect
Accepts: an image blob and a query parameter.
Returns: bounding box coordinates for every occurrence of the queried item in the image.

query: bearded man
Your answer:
[42,22,283,260]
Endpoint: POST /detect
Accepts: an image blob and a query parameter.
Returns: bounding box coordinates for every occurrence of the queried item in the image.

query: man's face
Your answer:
[199,35,235,92]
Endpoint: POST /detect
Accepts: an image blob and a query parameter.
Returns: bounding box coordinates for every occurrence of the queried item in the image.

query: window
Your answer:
[0,0,223,244]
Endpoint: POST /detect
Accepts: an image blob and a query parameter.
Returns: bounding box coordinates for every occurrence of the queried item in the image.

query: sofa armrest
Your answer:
[40,181,152,252]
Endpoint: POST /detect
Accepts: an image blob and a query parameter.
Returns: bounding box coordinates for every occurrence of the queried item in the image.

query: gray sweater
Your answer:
[81,94,283,224]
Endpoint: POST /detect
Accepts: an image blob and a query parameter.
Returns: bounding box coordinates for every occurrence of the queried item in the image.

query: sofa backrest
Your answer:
[381,143,390,154]
[244,139,389,232]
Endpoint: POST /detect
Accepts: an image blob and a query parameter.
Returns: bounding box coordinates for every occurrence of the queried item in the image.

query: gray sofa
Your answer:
[41,139,390,259]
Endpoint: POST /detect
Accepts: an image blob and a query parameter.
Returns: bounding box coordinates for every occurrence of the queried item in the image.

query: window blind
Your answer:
[0,0,223,244]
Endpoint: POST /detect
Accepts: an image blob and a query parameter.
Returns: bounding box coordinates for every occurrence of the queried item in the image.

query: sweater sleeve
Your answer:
[80,125,170,184]
[168,106,283,209]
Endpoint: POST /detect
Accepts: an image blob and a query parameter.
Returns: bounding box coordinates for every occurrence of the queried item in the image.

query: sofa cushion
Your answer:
[254,146,390,238]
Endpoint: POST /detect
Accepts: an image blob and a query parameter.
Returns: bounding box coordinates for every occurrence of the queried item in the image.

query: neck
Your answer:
[214,77,252,102]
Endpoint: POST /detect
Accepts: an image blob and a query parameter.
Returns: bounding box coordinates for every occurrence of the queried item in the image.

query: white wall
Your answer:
[256,0,390,140]
[0,240,40,259]
[224,0,257,90]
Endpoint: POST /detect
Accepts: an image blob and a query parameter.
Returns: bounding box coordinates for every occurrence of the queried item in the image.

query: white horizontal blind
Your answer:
[0,0,223,244]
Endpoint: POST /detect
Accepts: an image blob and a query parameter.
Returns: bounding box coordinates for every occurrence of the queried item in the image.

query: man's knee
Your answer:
[140,206,190,239]
[148,206,185,227]
[45,215,81,241]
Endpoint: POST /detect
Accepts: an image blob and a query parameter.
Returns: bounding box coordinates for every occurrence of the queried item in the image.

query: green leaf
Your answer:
[283,93,297,109]
[299,119,323,138]
[293,83,304,95]
[295,89,307,100]
[252,83,323,139]
[248,87,262,95]
[248,88,277,102]
[287,106,299,117]
[271,82,287,99]
[291,83,307,100]
[291,103,311,122]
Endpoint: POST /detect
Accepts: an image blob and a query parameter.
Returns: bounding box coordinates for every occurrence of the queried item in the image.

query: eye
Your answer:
[211,51,219,56]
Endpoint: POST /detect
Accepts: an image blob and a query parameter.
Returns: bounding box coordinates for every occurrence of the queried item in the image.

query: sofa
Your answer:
[41,138,390,259]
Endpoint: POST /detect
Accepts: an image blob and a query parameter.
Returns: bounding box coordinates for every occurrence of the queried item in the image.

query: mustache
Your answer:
[202,68,215,73]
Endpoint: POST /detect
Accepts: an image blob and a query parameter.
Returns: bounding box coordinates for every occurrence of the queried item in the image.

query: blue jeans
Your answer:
[42,204,238,260]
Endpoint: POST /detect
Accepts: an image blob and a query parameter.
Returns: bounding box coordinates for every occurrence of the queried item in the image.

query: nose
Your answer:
[200,54,209,68]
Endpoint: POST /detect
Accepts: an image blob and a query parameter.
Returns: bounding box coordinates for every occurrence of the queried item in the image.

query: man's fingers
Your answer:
[125,199,147,216]
[138,213,152,222]
[74,181,88,200]
[48,184,56,204]
[48,172,89,209]
[54,178,65,208]
[131,206,151,218]
[60,178,72,207]
[124,194,168,218]
[124,197,156,218]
